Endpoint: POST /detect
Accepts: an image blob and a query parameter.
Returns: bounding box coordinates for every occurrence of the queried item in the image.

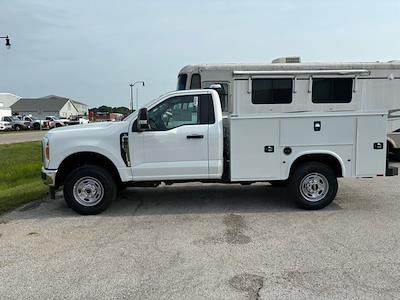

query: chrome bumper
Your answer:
[41,167,57,187]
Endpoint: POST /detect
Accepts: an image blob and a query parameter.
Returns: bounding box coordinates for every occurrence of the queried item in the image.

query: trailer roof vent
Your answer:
[272,57,301,64]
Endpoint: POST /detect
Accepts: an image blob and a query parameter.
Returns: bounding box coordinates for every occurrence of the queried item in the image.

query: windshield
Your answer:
[177,74,187,90]
[11,116,20,121]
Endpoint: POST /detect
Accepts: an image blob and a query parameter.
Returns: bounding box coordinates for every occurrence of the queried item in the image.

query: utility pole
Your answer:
[129,83,134,112]
[129,81,145,112]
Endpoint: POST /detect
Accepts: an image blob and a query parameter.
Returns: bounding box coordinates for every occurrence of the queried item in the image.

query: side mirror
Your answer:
[137,108,149,131]
[209,83,222,90]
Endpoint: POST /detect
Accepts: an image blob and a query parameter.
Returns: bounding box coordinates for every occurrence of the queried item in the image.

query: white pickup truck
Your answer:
[41,88,397,215]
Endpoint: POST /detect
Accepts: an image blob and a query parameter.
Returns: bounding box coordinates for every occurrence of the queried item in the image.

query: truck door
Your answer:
[130,94,215,180]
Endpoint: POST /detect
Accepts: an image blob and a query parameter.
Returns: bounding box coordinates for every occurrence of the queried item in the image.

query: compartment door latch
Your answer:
[373,142,384,150]
[264,146,275,153]
[314,121,321,131]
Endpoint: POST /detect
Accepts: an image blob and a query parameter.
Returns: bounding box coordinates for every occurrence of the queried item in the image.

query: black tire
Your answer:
[289,162,338,210]
[268,180,287,187]
[55,123,62,127]
[14,124,22,131]
[387,142,400,161]
[63,165,117,215]
[33,123,40,130]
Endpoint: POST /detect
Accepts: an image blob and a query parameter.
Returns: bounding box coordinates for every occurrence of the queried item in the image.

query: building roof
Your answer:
[10,95,87,112]
[0,93,21,108]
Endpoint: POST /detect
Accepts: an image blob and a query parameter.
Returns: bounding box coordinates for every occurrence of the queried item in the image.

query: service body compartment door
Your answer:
[355,114,387,176]
[230,117,281,181]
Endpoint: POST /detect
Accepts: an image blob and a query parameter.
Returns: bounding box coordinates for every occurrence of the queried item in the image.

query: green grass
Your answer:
[0,142,48,214]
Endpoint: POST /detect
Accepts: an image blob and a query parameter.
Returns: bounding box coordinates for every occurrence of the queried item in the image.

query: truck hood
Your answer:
[49,122,118,132]
[45,121,129,139]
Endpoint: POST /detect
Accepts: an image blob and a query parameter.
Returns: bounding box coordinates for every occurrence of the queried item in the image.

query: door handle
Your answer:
[186,134,204,139]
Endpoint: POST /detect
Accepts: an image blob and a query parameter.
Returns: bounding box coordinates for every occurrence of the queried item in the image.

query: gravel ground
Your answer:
[0,131,47,145]
[1,170,400,299]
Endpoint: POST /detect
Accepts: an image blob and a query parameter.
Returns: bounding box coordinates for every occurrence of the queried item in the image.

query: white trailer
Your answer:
[40,59,398,214]
[178,57,400,159]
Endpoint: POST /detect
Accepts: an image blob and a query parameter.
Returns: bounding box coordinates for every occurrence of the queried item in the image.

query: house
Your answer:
[11,95,89,119]
[0,93,20,118]
[89,111,124,122]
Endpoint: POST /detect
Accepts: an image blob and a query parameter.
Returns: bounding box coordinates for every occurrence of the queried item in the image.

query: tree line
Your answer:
[89,105,131,116]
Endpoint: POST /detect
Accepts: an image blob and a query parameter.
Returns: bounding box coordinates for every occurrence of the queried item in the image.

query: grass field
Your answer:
[0,141,48,214]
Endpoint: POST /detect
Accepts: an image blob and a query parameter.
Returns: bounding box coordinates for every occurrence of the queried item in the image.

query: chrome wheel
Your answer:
[299,173,329,202]
[73,176,104,207]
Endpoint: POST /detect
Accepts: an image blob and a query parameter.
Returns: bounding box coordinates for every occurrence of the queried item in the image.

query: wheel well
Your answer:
[290,154,343,178]
[56,152,121,187]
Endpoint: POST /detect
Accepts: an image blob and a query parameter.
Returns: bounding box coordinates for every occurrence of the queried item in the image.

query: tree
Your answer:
[89,105,131,116]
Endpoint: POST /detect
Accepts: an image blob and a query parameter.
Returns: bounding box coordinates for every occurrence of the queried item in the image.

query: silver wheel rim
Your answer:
[299,173,329,202]
[73,176,104,207]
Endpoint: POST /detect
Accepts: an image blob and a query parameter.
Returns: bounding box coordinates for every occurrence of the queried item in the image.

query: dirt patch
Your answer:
[223,213,251,244]
[229,273,264,299]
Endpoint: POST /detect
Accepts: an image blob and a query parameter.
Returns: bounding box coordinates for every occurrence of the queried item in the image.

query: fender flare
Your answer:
[288,150,346,178]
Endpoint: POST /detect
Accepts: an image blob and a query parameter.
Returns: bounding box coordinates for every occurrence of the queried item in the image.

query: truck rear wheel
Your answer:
[289,162,338,210]
[63,165,117,215]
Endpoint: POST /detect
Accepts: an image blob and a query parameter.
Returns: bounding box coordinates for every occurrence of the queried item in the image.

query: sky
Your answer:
[1,0,400,109]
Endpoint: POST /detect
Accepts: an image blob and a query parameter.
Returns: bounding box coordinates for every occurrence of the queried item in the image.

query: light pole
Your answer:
[129,81,145,112]
[0,35,11,49]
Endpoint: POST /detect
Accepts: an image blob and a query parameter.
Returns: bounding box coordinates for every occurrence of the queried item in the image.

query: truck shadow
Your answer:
[110,183,343,216]
[4,183,343,221]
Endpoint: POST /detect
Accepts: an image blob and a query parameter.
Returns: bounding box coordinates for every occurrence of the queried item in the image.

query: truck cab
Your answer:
[42,90,224,214]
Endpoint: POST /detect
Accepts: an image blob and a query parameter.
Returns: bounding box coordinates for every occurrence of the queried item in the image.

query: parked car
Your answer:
[45,116,68,127]
[20,115,54,130]
[1,116,30,131]
[0,120,12,131]
[68,116,89,125]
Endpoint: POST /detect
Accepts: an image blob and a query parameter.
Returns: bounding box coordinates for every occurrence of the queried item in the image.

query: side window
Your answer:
[177,74,188,90]
[148,95,199,131]
[190,73,201,89]
[204,82,229,112]
[252,78,293,104]
[312,78,353,103]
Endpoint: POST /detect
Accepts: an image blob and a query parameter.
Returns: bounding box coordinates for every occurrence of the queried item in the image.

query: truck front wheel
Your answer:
[63,165,117,215]
[289,162,338,210]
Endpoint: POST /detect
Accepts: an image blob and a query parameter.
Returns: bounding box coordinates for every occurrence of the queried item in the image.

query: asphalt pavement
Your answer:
[1,170,400,299]
[0,131,47,145]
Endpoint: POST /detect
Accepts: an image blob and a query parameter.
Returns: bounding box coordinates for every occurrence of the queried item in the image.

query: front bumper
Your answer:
[0,125,12,131]
[41,167,57,187]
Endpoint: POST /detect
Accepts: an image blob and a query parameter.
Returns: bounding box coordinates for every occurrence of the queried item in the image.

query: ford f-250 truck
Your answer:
[41,88,397,215]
